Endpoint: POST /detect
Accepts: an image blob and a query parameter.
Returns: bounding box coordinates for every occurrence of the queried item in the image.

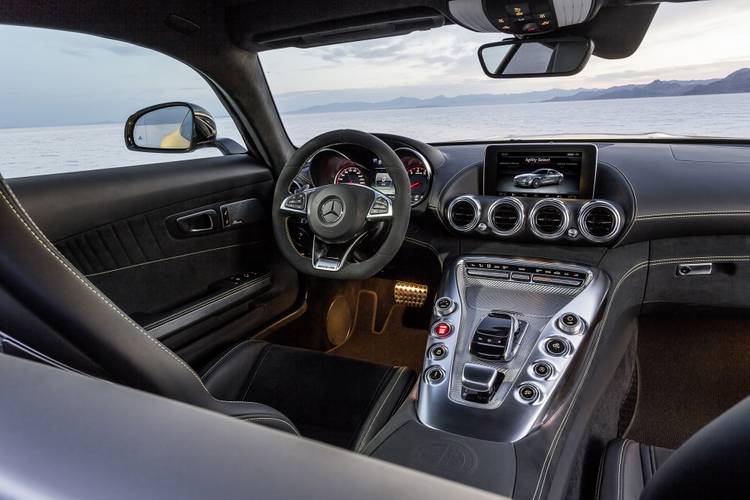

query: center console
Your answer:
[417,255,609,442]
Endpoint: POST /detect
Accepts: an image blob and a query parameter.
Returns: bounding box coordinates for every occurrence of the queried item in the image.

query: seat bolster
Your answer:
[201,340,269,400]
[215,400,300,435]
[202,340,299,435]
[353,366,416,452]
[596,439,673,500]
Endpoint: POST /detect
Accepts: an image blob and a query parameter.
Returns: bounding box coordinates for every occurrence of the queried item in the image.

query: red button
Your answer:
[433,322,453,338]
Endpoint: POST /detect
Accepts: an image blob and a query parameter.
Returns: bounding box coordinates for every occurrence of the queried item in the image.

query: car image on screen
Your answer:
[513,168,564,189]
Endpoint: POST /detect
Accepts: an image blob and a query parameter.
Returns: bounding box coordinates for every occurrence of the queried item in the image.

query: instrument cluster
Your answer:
[304,144,432,207]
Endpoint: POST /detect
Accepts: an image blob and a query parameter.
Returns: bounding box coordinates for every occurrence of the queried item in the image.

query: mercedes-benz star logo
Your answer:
[320,197,344,224]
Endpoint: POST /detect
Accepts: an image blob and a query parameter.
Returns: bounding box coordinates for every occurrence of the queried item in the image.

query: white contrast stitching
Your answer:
[617,440,631,500]
[201,340,256,380]
[636,210,750,219]
[620,210,750,243]
[238,415,298,434]
[355,367,406,452]
[84,243,251,277]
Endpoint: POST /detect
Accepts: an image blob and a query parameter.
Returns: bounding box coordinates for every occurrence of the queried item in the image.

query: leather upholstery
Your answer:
[0,176,295,433]
[640,396,750,500]
[596,439,673,500]
[202,339,416,449]
[599,396,750,500]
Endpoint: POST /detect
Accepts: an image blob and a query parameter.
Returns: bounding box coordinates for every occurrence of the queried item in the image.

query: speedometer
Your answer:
[334,164,367,185]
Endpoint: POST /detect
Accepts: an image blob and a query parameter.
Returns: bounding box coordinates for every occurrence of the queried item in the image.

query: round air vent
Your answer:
[529,199,570,240]
[446,196,480,232]
[578,200,623,243]
[488,197,525,236]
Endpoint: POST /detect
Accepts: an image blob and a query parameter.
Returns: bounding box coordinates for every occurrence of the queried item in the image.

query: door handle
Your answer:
[676,263,713,276]
[176,209,217,234]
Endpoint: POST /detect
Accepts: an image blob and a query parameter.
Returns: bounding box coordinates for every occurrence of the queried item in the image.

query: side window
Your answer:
[0,26,244,179]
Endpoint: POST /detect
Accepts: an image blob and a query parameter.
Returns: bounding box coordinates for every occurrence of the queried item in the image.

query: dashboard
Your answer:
[290,133,750,249]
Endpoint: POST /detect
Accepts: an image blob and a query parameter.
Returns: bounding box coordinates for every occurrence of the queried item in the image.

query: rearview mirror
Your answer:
[125,102,218,153]
[478,37,593,79]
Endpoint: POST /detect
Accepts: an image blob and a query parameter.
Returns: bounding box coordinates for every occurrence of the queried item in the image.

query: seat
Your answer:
[201,339,415,449]
[596,439,673,500]
[0,176,413,447]
[597,396,750,500]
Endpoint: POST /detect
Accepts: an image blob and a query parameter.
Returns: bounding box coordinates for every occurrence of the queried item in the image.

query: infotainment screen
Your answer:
[484,144,597,199]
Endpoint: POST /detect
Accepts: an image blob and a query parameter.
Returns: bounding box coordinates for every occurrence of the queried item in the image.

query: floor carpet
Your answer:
[625,311,750,449]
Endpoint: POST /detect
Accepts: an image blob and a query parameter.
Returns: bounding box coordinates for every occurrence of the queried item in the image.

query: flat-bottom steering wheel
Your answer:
[272,130,411,280]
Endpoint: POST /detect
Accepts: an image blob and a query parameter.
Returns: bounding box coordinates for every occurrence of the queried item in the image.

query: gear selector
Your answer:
[461,363,503,404]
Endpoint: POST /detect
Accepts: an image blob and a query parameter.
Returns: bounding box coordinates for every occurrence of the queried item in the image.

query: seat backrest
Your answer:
[641,395,750,500]
[0,176,212,406]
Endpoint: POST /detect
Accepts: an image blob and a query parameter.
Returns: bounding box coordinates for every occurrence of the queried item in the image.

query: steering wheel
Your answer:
[272,130,411,280]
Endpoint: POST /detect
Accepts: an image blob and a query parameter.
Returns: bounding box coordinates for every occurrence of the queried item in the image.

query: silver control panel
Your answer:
[416,256,609,442]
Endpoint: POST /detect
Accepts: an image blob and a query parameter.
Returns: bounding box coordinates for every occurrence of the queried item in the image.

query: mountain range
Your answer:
[549,68,750,102]
[289,68,750,114]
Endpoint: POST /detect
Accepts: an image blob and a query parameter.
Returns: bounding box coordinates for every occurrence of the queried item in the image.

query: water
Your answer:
[1,94,749,179]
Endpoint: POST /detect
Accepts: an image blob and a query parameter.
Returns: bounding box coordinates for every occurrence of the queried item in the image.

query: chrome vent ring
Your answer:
[529,199,570,240]
[578,200,623,243]
[446,196,481,232]
[487,197,525,237]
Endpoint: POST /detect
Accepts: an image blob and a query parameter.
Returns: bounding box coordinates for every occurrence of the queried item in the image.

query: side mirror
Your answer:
[478,36,593,79]
[125,102,219,153]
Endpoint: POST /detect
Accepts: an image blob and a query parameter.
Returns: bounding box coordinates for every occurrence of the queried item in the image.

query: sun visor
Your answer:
[449,0,598,35]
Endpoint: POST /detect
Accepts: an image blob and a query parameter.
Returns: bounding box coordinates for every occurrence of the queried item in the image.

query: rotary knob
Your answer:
[557,313,584,335]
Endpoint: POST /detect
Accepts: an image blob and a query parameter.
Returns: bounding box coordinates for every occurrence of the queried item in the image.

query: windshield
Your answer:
[261,0,750,144]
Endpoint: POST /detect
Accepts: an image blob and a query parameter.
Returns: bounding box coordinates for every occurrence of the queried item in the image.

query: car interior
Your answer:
[1,0,749,499]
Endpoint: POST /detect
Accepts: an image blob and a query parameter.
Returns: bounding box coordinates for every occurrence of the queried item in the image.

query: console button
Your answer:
[545,338,570,356]
[434,297,456,316]
[429,344,448,360]
[557,313,584,335]
[432,321,453,338]
[425,366,445,384]
[511,272,531,282]
[531,275,584,287]
[518,384,540,403]
[532,361,554,379]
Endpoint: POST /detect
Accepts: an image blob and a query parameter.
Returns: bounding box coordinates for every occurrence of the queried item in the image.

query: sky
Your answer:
[0,0,749,128]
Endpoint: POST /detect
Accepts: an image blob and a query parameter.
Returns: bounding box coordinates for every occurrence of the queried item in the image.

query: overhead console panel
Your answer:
[449,0,599,35]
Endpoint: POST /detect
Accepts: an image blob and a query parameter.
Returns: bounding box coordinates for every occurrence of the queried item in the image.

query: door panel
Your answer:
[8,155,298,366]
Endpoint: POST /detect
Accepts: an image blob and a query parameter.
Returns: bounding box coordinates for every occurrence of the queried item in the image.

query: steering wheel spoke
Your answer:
[311,233,369,272]
[366,191,393,221]
[280,187,317,216]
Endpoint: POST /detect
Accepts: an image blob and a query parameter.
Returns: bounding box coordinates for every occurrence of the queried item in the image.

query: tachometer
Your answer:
[397,147,432,206]
[407,163,430,205]
[334,164,367,185]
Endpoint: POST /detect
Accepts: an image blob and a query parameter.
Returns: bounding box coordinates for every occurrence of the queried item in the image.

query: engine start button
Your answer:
[433,321,454,338]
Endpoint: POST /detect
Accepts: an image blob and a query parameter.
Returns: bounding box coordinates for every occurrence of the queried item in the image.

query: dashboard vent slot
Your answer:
[530,200,569,240]
[579,201,622,243]
[535,206,564,234]
[584,207,615,237]
[488,198,524,236]
[447,197,479,232]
